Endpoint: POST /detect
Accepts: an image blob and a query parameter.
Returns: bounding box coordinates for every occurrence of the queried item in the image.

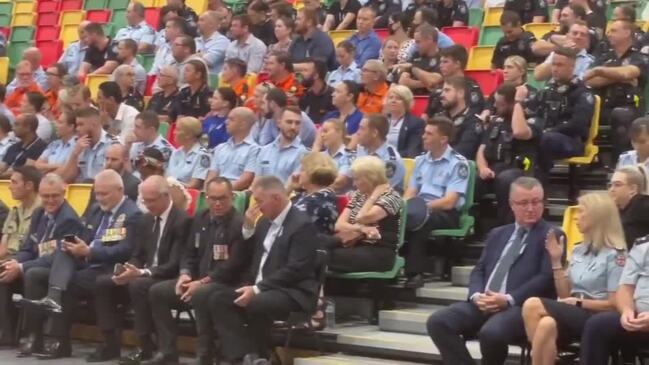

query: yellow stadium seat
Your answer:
[467,46,495,70]
[561,205,582,260]
[0,181,18,208]
[523,23,558,39]
[62,24,80,48]
[61,11,86,26]
[13,1,35,14]
[606,21,647,32]
[85,74,110,99]
[293,0,305,10]
[403,158,415,189]
[484,7,504,27]
[328,30,355,47]
[0,57,8,85]
[186,0,207,13]
[66,184,94,216]
[11,13,34,27]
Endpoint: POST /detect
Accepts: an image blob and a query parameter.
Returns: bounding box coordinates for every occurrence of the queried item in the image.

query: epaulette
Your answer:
[634,234,649,247]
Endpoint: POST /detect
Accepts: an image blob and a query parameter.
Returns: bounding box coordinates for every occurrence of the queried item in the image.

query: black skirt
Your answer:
[540,298,596,345]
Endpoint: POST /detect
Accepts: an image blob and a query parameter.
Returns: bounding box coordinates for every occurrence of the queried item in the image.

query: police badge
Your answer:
[458,163,469,179]
[385,161,396,178]
[200,154,210,168]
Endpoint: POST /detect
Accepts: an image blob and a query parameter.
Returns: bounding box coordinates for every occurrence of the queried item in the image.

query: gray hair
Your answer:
[96,169,124,190]
[140,175,170,196]
[40,173,66,192]
[509,176,543,198]
[112,64,134,81]
[616,166,647,194]
[251,176,287,195]
[160,65,179,81]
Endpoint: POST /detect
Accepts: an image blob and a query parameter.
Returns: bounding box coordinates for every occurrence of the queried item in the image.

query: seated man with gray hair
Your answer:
[608,166,649,249]
[146,66,179,117]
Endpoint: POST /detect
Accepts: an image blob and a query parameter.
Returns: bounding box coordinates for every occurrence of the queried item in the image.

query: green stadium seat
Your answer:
[8,41,33,68]
[108,0,130,9]
[479,26,503,46]
[137,54,155,72]
[112,9,128,31]
[158,121,170,138]
[10,26,35,43]
[84,0,107,9]
[232,191,248,214]
[469,8,483,26]
[0,2,12,17]
[102,24,115,38]
[209,74,219,89]
[431,161,476,238]
[526,70,546,90]
[0,14,10,28]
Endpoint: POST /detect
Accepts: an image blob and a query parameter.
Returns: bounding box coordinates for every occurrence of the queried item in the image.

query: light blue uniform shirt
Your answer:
[114,20,156,45]
[167,142,211,184]
[569,243,625,300]
[408,146,469,209]
[250,111,317,148]
[544,48,594,80]
[348,31,382,67]
[195,31,230,75]
[40,137,77,166]
[7,67,49,94]
[255,136,308,184]
[620,239,649,313]
[58,41,87,76]
[77,130,120,182]
[617,150,648,169]
[404,31,455,60]
[0,104,15,125]
[324,145,353,175]
[129,135,175,169]
[209,136,260,181]
[0,135,17,162]
[326,62,362,87]
[149,41,173,76]
[347,142,406,192]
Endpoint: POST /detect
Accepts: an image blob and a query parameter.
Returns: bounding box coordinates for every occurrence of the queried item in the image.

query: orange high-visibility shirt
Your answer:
[6,83,43,116]
[270,73,304,99]
[358,82,389,114]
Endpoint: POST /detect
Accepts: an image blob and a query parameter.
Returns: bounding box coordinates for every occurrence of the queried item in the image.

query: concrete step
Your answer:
[415,282,469,303]
[379,304,443,335]
[294,354,425,364]
[451,266,473,287]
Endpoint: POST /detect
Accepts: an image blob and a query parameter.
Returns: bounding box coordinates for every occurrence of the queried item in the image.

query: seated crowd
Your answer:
[0,0,646,364]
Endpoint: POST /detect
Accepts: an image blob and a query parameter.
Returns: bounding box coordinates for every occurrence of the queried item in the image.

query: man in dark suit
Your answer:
[19,169,142,359]
[427,176,557,365]
[86,175,190,363]
[147,177,250,365]
[208,176,319,364]
[0,170,82,348]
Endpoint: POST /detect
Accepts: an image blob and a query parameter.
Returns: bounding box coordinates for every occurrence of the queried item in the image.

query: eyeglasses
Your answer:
[361,68,377,73]
[46,72,60,77]
[511,199,543,208]
[206,194,231,204]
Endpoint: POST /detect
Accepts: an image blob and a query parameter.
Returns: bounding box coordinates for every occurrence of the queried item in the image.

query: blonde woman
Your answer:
[482,56,537,121]
[167,117,211,189]
[522,193,627,365]
[385,85,424,158]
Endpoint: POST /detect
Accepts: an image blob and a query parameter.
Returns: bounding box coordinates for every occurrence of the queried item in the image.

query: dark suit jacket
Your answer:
[244,206,319,312]
[122,172,140,201]
[468,219,558,306]
[82,198,142,268]
[396,112,424,158]
[130,205,191,279]
[180,207,249,285]
[621,194,649,249]
[17,201,84,272]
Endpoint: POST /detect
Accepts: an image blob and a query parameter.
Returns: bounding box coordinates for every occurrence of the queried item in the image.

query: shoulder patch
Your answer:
[200,154,210,168]
[385,161,396,178]
[457,162,469,179]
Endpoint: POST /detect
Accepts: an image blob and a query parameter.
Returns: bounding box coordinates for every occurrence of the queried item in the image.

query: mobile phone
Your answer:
[114,263,126,276]
[64,234,76,243]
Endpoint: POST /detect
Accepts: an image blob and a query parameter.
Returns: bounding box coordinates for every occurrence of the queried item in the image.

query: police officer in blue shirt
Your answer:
[343,114,406,192]
[207,107,261,191]
[126,111,174,175]
[402,117,470,288]
[254,106,308,184]
[34,112,78,174]
[114,2,156,53]
[617,117,649,169]
[60,107,120,183]
[319,118,355,192]
[58,22,90,77]
[167,116,211,189]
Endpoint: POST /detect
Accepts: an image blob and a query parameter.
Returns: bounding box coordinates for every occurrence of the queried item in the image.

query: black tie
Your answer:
[487,227,528,293]
[151,216,161,267]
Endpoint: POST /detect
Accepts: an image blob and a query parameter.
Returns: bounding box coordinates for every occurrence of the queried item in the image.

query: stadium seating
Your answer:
[61,10,86,26]
[8,41,33,68]
[478,25,503,46]
[62,23,80,48]
[38,1,61,13]
[108,0,130,9]
[0,57,9,85]
[561,205,581,260]
[11,13,35,27]
[523,23,558,39]
[36,25,60,42]
[441,26,479,50]
[0,180,18,208]
[411,95,428,118]
[483,7,503,27]
[465,69,503,97]
[86,9,112,24]
[66,184,94,216]
[158,121,170,139]
[84,0,108,10]
[144,7,161,29]
[403,158,415,188]
[186,188,200,215]
[375,28,389,42]
[36,40,63,68]
[328,30,355,47]
[468,8,483,26]
[187,0,208,13]
[467,46,495,70]
[85,74,111,99]
[112,9,128,30]
[37,13,60,27]
[10,26,35,43]
[13,1,36,15]
[61,0,84,11]
[431,161,476,239]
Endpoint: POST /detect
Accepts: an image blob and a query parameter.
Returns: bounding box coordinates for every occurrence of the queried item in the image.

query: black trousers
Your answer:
[580,311,649,365]
[404,209,458,276]
[0,277,22,338]
[23,267,51,337]
[538,132,584,174]
[148,279,188,357]
[186,282,229,358]
[426,301,525,365]
[93,273,128,334]
[209,286,301,362]
[477,166,524,225]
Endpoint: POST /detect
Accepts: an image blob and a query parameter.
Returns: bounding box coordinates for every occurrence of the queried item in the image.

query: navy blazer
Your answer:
[17,201,84,272]
[396,112,425,158]
[82,198,142,268]
[468,219,560,305]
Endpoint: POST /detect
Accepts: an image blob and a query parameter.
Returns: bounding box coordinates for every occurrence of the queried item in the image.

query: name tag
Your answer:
[213,244,229,261]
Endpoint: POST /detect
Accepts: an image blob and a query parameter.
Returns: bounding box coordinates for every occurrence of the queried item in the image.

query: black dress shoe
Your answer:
[118,347,153,365]
[33,339,71,360]
[404,274,424,289]
[86,344,120,363]
[141,352,179,365]
[20,296,63,314]
[16,334,43,357]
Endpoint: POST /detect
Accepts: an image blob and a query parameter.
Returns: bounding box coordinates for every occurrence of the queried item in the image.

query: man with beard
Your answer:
[476,83,539,224]
[256,88,316,148]
[78,23,119,77]
[114,39,147,95]
[289,8,337,73]
[533,4,600,57]
[298,59,335,124]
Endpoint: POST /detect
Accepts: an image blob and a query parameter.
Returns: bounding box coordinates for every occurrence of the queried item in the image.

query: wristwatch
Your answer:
[576,299,583,308]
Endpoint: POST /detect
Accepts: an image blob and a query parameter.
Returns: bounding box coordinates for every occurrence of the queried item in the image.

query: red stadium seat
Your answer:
[37,13,60,27]
[167,122,179,148]
[36,26,60,42]
[441,26,479,50]
[336,195,349,213]
[61,0,84,11]
[86,9,112,23]
[37,40,63,68]
[38,1,61,13]
[144,8,161,29]
[0,28,9,42]
[411,95,428,118]
[465,69,504,97]
[145,75,156,96]
[375,28,389,42]
[186,188,200,215]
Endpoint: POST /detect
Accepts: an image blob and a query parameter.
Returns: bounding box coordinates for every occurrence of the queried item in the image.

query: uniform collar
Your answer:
[106,196,127,216]
[425,145,452,162]
[273,135,302,149]
[340,61,359,73]
[188,142,202,155]
[329,145,346,158]
[230,135,255,146]
[94,129,113,150]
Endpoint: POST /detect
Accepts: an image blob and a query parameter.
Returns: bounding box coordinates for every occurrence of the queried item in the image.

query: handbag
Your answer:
[334,230,366,248]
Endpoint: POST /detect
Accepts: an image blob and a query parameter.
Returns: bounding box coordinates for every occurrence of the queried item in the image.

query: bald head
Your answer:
[23,48,42,70]
[94,169,124,210]
[140,175,171,215]
[104,144,128,173]
[228,107,256,137]
[198,10,222,34]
